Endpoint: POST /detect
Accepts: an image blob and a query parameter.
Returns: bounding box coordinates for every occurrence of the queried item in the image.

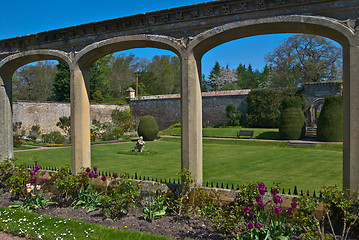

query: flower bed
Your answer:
[1,158,359,240]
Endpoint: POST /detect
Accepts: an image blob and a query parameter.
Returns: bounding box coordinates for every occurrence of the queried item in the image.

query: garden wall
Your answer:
[13,101,129,135]
[130,90,250,130]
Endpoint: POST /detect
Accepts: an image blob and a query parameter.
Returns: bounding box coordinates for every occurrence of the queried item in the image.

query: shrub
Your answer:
[226,103,242,126]
[42,131,66,144]
[56,116,71,136]
[317,95,343,142]
[111,108,135,132]
[137,115,159,141]
[245,88,304,128]
[279,97,306,140]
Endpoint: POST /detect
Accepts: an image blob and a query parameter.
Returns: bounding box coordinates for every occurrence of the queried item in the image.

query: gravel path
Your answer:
[0,231,28,240]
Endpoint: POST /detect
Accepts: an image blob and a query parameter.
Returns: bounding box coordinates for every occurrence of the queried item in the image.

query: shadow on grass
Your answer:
[117,150,159,156]
[256,131,280,140]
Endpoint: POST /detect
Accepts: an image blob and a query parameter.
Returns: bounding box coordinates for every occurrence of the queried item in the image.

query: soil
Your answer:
[0,191,226,240]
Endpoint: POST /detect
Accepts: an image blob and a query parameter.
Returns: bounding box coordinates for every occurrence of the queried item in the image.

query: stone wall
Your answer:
[13,101,128,135]
[131,90,250,130]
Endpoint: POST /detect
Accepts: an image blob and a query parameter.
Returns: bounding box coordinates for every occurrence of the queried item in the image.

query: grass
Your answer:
[161,127,280,140]
[14,137,342,192]
[0,207,174,240]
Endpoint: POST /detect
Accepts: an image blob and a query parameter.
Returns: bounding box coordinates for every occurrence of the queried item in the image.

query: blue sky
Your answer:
[0,0,301,77]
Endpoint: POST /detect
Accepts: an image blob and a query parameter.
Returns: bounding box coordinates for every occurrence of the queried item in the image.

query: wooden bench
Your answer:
[237,130,254,139]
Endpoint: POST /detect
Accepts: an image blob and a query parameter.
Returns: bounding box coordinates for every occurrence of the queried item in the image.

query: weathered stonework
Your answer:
[13,102,128,135]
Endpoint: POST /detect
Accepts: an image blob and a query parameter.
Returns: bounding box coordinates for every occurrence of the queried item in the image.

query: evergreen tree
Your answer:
[208,61,221,91]
[52,61,70,102]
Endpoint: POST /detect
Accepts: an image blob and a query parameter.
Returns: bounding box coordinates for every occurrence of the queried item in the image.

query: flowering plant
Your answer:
[238,182,295,240]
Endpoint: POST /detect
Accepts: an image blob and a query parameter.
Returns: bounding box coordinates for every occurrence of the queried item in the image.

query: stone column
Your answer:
[181,52,203,186]
[343,43,359,192]
[70,63,91,175]
[0,72,13,161]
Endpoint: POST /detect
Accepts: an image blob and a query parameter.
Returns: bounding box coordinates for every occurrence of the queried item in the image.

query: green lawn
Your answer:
[161,127,279,139]
[14,137,342,193]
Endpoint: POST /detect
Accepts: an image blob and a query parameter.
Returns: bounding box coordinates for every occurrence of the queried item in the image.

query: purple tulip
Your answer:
[89,172,94,178]
[35,165,41,171]
[82,173,87,179]
[258,182,265,189]
[273,195,283,204]
[243,206,250,213]
[259,188,267,195]
[271,188,279,195]
[101,175,106,182]
[93,166,97,172]
[291,201,297,208]
[249,212,255,218]
[274,206,282,214]
[94,173,98,178]
[257,201,264,208]
[247,223,254,230]
[113,173,118,178]
[286,207,293,215]
[30,177,37,184]
[77,183,82,189]
[30,169,36,176]
[86,167,91,173]
[255,222,262,229]
[255,196,262,202]
[41,178,48,184]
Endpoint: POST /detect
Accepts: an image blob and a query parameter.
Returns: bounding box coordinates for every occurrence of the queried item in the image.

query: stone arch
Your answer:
[75,34,185,68]
[188,15,354,59]
[0,50,72,76]
[0,50,72,161]
[183,15,357,189]
[306,98,325,128]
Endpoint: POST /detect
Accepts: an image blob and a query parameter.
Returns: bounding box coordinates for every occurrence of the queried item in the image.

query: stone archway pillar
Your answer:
[70,63,91,175]
[181,52,203,186]
[343,43,359,192]
[0,72,13,161]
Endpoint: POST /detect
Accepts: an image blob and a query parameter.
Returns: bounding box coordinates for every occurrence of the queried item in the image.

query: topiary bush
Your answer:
[279,97,306,140]
[225,103,242,126]
[317,95,343,142]
[137,115,159,141]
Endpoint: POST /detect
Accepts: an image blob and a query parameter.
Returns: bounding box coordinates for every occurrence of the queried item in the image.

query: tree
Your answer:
[265,34,342,88]
[236,64,260,89]
[208,61,221,91]
[13,61,56,101]
[140,55,180,95]
[56,116,71,136]
[106,53,142,98]
[52,61,70,102]
[90,55,112,99]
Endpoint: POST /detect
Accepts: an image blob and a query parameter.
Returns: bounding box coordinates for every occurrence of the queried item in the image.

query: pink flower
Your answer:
[271,189,279,195]
[257,201,264,208]
[36,185,41,191]
[273,195,283,204]
[243,206,250,213]
[259,188,267,195]
[94,173,98,178]
[249,212,255,218]
[41,178,48,184]
[26,183,31,189]
[89,172,94,178]
[93,166,97,172]
[30,185,34,191]
[258,183,265,189]
[255,196,262,202]
[291,202,297,208]
[31,193,35,197]
[255,222,262,229]
[247,223,254,229]
[286,207,293,215]
[101,175,106,182]
[274,207,282,214]
[30,169,36,176]
[82,173,87,179]
[30,177,37,184]
[35,165,41,171]
[77,183,82,189]
[113,173,118,178]
[27,188,32,193]
[86,167,91,173]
